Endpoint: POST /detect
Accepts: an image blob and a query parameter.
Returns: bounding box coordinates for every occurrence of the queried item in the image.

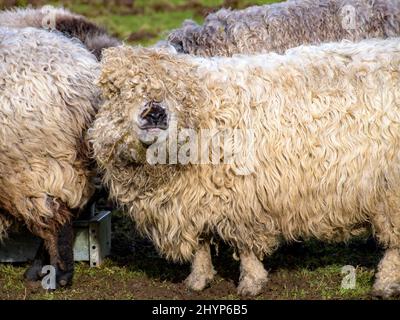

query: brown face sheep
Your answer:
[0,27,100,287]
[168,0,400,56]
[0,7,120,60]
[90,39,400,297]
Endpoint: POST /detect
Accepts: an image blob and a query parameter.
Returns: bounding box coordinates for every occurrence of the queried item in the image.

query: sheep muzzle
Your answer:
[138,101,168,130]
[137,100,169,147]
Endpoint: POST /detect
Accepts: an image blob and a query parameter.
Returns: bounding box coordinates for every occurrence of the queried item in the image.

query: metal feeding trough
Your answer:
[73,210,111,267]
[0,208,111,267]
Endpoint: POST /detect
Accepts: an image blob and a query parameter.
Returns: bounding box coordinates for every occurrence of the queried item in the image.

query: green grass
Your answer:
[30,0,285,45]
[0,237,384,300]
[0,227,383,300]
[96,10,202,44]
[0,0,286,45]
[0,264,25,292]
[135,0,188,7]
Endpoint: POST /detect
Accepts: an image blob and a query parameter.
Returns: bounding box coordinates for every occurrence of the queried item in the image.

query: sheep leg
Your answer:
[43,222,74,288]
[237,251,268,296]
[185,242,216,291]
[53,220,75,287]
[30,201,75,288]
[371,198,400,298]
[24,241,49,281]
[24,222,74,286]
[372,248,400,298]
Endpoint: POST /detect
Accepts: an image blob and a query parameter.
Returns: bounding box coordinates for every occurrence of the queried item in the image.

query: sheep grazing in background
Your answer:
[90,38,400,298]
[0,6,120,60]
[168,0,400,56]
[0,27,100,286]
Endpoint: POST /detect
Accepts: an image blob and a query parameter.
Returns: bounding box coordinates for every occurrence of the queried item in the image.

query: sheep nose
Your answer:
[139,101,168,130]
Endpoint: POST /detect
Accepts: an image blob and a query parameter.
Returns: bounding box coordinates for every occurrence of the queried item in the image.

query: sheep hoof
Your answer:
[24,263,73,288]
[372,282,400,299]
[58,279,68,287]
[237,274,268,297]
[184,271,215,291]
[56,267,74,288]
[24,259,44,282]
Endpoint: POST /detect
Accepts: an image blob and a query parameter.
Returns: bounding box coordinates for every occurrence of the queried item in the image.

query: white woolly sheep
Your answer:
[168,0,400,56]
[0,27,100,286]
[90,38,400,297]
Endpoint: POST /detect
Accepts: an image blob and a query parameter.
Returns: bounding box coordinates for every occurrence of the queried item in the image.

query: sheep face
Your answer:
[108,92,198,167]
[93,46,205,167]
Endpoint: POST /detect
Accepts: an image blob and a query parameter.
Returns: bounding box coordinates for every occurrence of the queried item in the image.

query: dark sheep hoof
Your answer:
[23,260,44,282]
[56,268,74,288]
[24,262,74,289]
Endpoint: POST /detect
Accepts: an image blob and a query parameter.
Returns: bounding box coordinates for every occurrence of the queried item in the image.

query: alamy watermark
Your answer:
[144,127,256,175]
[41,5,57,30]
[340,2,374,31]
[41,265,56,290]
[341,265,356,290]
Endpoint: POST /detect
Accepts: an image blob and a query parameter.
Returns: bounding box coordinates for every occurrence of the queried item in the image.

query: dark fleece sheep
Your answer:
[168,0,400,56]
[0,6,121,60]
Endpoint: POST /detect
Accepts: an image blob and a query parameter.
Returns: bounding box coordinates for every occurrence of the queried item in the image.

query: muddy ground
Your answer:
[0,213,393,300]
